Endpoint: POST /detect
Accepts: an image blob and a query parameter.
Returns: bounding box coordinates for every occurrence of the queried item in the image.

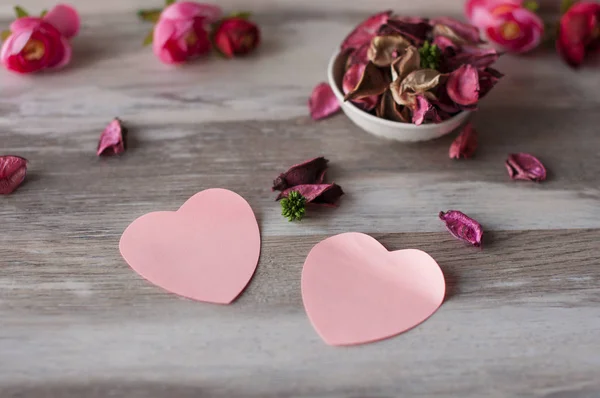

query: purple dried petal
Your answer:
[449,122,478,159]
[277,183,344,207]
[446,64,479,106]
[376,90,410,122]
[412,95,433,125]
[445,46,500,70]
[433,35,457,50]
[478,67,503,99]
[272,157,329,191]
[341,10,392,50]
[0,155,28,195]
[383,18,431,45]
[309,83,341,121]
[430,17,482,45]
[505,153,547,182]
[439,210,483,247]
[346,43,370,68]
[97,118,126,156]
[342,62,383,111]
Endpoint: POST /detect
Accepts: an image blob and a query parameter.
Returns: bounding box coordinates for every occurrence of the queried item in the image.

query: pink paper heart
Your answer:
[119,189,260,304]
[301,232,445,346]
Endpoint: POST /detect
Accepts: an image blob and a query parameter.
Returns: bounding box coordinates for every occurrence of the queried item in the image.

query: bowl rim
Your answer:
[327,50,470,130]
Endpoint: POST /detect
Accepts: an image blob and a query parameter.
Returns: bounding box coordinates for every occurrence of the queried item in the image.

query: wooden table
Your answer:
[2,1,599,397]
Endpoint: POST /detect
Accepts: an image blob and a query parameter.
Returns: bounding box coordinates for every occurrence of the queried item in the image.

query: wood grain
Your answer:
[1,1,600,397]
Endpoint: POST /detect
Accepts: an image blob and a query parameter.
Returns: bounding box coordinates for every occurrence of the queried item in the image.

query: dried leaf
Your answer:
[343,61,390,101]
[272,157,329,191]
[439,210,483,247]
[505,153,547,182]
[445,46,500,70]
[449,122,478,159]
[478,67,503,99]
[376,90,410,122]
[277,183,344,207]
[431,17,482,45]
[367,34,411,67]
[97,118,126,156]
[309,83,341,121]
[0,155,28,195]
[402,69,442,93]
[446,64,479,106]
[342,63,380,111]
[341,10,392,50]
[390,46,420,81]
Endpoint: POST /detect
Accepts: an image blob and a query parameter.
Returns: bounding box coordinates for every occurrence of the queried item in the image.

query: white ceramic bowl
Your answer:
[327,51,471,142]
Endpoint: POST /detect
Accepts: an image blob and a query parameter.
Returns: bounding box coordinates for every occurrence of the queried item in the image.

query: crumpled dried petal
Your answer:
[382,18,432,45]
[343,61,390,102]
[346,42,370,68]
[97,118,126,156]
[446,64,479,106]
[342,63,380,111]
[505,153,547,182]
[309,83,341,121]
[449,122,477,159]
[341,10,392,50]
[272,157,329,191]
[276,183,344,207]
[439,210,483,247]
[430,17,482,45]
[376,90,410,122]
[402,69,442,93]
[390,46,420,81]
[410,95,446,125]
[444,46,500,70]
[0,155,28,195]
[478,67,503,99]
[367,34,411,66]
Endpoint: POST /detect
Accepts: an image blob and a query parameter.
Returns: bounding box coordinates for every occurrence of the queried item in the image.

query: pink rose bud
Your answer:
[152,2,222,64]
[557,1,600,67]
[465,1,543,53]
[0,155,28,194]
[213,17,260,58]
[1,4,80,74]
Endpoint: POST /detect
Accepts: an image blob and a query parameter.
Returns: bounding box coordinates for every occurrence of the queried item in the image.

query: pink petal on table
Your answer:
[97,118,126,156]
[277,183,344,207]
[449,122,478,159]
[0,155,28,195]
[439,210,483,247]
[505,153,547,182]
[446,64,479,106]
[43,4,80,39]
[341,10,392,50]
[309,83,341,121]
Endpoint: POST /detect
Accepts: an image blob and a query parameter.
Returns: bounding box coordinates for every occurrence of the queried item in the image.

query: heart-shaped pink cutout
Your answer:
[119,189,260,304]
[302,232,445,346]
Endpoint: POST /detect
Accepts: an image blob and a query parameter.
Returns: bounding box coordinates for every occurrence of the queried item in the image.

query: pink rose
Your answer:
[557,1,600,67]
[153,1,222,64]
[465,0,543,53]
[0,4,79,74]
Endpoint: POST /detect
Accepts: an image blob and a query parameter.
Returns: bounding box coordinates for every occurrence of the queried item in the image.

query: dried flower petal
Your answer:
[272,157,329,191]
[439,210,483,247]
[309,83,341,121]
[97,118,126,156]
[478,67,503,99]
[343,61,390,102]
[0,155,28,195]
[383,18,432,45]
[505,153,547,182]
[390,46,420,81]
[346,43,370,68]
[342,63,380,111]
[446,64,479,106]
[277,183,344,207]
[430,17,482,45]
[341,10,392,50]
[445,46,500,70]
[402,69,442,93]
[449,122,478,159]
[367,34,411,66]
[411,95,445,125]
[376,90,410,122]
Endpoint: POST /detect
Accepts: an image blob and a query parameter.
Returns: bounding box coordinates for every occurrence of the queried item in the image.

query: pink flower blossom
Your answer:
[557,1,600,67]
[1,4,79,74]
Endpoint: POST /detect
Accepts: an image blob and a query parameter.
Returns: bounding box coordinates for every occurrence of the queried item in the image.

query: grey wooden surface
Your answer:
[1,1,600,397]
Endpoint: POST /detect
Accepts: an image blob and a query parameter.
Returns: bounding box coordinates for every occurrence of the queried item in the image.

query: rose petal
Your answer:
[445,46,500,70]
[449,122,477,159]
[383,18,432,44]
[367,34,411,66]
[346,42,370,67]
[341,10,392,50]
[272,157,329,191]
[439,210,483,247]
[478,67,503,99]
[343,61,390,102]
[376,90,410,122]
[43,4,80,39]
[97,118,126,156]
[342,63,379,111]
[431,17,482,45]
[505,153,547,182]
[309,83,340,121]
[160,2,222,23]
[390,45,420,81]
[433,35,457,50]
[411,95,445,125]
[277,183,344,207]
[0,155,28,195]
[446,64,479,106]
[402,69,442,93]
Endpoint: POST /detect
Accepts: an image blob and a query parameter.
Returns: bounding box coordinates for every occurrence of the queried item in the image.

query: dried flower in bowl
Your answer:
[318,10,503,126]
[272,157,329,191]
